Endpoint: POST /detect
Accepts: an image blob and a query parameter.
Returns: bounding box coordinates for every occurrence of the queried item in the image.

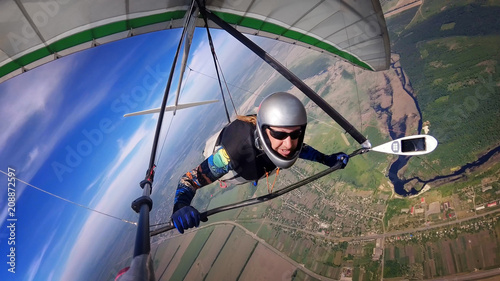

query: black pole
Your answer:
[132,182,153,256]
[117,3,198,281]
[147,4,196,170]
[200,7,368,146]
[130,7,190,257]
[118,181,155,281]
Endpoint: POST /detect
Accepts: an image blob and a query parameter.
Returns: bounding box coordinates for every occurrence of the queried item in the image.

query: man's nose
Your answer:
[282,136,292,147]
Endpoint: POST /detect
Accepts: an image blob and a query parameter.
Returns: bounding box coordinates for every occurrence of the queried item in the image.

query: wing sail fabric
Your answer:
[204,0,390,71]
[0,0,389,84]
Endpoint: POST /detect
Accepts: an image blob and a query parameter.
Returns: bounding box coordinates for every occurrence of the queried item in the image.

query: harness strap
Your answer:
[219,180,228,188]
[266,168,280,193]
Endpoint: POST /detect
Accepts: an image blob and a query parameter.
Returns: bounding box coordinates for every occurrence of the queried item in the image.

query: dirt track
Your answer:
[384,0,422,18]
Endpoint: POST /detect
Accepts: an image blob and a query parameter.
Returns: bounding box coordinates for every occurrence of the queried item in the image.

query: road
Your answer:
[252,207,500,242]
[427,267,500,281]
[384,0,422,18]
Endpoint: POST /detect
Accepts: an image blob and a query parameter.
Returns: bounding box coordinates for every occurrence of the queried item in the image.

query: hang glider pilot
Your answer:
[171,92,349,234]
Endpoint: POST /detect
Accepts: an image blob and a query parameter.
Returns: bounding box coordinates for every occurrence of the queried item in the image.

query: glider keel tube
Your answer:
[201,7,367,145]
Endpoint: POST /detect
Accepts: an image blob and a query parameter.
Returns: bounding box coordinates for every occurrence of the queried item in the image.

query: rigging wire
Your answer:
[188,57,346,132]
[155,113,175,167]
[156,68,192,163]
[0,169,137,226]
[187,48,344,131]
[187,66,258,97]
[307,114,345,132]
[352,65,364,134]
[145,1,196,175]
[199,6,233,123]
[214,54,238,116]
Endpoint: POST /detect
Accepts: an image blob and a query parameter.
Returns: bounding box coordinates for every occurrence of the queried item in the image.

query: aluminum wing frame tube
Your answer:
[150,163,344,236]
[150,149,366,236]
[200,6,367,145]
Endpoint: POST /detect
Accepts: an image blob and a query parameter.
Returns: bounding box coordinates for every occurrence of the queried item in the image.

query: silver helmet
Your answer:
[256,92,307,168]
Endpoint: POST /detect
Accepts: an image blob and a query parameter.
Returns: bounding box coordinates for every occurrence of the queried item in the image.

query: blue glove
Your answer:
[171,206,201,234]
[324,152,349,169]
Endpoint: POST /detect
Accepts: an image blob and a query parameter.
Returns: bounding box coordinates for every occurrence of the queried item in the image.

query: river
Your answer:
[387,58,500,196]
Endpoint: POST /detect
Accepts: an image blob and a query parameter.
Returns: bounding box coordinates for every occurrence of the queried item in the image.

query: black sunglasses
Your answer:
[266,127,303,140]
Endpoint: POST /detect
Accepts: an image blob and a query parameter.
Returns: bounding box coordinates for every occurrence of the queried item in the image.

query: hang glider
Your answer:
[123,99,218,117]
[0,0,390,84]
[122,3,217,118]
[0,1,395,280]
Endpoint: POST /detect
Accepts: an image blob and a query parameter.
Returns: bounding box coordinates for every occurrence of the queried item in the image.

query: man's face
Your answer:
[265,126,301,158]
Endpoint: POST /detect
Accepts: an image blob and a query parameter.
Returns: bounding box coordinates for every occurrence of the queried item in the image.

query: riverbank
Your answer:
[392,144,500,197]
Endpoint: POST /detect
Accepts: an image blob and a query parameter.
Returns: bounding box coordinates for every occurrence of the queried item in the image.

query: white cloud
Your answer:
[0,53,132,231]
[25,147,40,169]
[87,120,155,206]
[0,62,69,227]
[26,231,57,281]
[0,63,67,151]
[59,119,155,280]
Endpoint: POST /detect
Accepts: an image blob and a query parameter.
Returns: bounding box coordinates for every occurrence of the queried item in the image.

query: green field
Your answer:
[170,227,214,280]
[238,221,263,233]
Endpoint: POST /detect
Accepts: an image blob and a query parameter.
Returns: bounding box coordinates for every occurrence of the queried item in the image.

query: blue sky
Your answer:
[0,28,260,281]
